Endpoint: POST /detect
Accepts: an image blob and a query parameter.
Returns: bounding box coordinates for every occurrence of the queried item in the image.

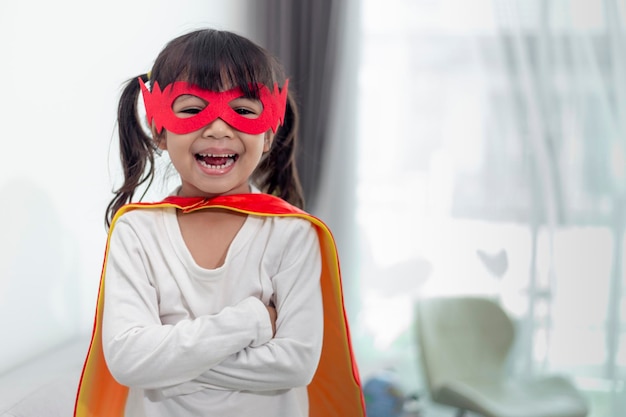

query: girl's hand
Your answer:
[266,304,277,336]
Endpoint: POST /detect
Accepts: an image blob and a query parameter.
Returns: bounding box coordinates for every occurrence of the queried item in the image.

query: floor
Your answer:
[6,339,588,417]
[0,336,89,417]
[1,336,473,417]
[402,399,479,417]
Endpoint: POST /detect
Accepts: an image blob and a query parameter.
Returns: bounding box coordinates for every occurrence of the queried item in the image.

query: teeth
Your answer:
[197,153,236,158]
[199,161,234,169]
[196,153,236,170]
[198,159,235,169]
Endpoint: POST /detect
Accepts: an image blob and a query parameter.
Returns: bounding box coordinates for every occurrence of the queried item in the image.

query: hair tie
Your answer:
[146,70,152,80]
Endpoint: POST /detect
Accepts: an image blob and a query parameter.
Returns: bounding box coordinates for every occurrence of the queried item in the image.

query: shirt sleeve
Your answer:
[101,216,274,389]
[160,219,324,396]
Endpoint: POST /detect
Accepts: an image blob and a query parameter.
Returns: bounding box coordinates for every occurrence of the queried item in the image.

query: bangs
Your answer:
[153,30,281,99]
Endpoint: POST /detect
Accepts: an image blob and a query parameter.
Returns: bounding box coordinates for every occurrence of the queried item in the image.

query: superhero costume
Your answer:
[74,193,365,417]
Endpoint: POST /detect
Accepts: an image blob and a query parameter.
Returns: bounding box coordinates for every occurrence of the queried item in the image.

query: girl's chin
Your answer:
[178,180,251,198]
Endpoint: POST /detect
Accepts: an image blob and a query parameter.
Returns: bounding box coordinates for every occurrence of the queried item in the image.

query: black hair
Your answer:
[106,29,303,227]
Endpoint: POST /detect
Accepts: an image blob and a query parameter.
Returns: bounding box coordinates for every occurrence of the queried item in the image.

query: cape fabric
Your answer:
[74,193,365,417]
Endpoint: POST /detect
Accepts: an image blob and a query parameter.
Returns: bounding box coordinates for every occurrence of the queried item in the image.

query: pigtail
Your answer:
[105,73,158,228]
[256,91,305,209]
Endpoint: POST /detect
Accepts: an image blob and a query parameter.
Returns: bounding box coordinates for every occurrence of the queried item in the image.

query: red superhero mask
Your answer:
[139,78,289,135]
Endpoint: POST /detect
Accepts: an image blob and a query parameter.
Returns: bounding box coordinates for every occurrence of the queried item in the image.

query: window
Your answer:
[354,0,626,413]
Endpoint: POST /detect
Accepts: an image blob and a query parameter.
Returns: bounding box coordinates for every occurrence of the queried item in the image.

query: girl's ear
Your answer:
[150,123,167,150]
[263,132,274,153]
[156,137,167,151]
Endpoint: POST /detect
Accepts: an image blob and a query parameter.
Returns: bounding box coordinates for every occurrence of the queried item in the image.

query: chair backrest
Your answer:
[415,296,515,393]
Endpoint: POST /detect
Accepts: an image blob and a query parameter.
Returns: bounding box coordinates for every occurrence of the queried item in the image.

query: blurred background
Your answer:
[0,0,623,416]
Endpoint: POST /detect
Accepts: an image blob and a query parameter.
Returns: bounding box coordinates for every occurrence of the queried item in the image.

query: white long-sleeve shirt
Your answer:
[101,206,324,417]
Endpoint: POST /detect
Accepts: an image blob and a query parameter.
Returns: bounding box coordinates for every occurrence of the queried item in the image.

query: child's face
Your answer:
[156,90,273,198]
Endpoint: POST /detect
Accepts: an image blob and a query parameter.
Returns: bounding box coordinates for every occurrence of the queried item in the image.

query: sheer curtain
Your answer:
[352,0,626,415]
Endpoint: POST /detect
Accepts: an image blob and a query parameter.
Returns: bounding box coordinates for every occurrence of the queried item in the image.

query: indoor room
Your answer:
[0,1,620,416]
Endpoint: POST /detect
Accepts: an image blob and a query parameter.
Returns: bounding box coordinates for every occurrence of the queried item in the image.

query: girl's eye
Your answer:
[230,98,262,119]
[173,95,207,117]
[234,107,258,117]
[179,108,203,115]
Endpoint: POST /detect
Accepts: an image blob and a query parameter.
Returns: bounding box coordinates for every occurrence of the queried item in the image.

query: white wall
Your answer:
[0,0,257,374]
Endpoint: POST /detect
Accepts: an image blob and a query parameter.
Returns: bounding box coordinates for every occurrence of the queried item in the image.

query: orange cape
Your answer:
[74,193,365,417]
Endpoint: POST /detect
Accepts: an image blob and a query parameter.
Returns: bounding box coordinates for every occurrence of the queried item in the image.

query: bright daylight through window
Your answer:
[353,1,626,415]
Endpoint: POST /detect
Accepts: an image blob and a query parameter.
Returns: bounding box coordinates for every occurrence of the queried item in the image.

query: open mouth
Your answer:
[195,153,239,169]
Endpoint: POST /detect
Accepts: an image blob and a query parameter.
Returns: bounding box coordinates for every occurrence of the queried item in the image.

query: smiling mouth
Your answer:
[195,153,238,169]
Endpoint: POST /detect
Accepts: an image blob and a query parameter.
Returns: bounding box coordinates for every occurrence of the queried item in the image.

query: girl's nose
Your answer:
[201,117,234,138]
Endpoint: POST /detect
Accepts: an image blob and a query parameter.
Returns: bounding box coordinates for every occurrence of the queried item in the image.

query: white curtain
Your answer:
[352,0,626,415]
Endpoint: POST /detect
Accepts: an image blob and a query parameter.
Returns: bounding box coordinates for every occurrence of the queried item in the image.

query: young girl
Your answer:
[73,29,364,417]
